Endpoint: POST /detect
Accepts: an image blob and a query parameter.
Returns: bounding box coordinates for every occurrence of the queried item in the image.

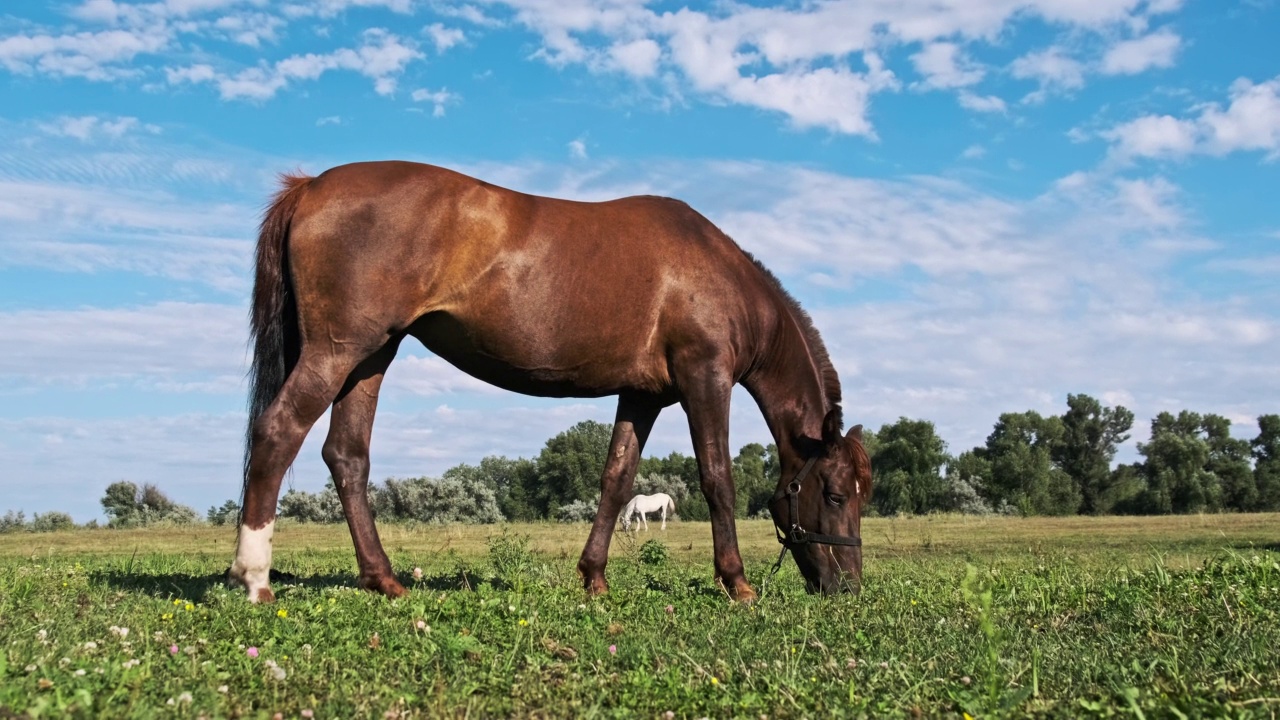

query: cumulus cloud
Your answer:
[167,29,423,100]
[411,87,457,116]
[1010,46,1086,101]
[910,42,983,89]
[958,90,1007,113]
[1103,75,1280,160]
[0,26,169,80]
[1101,28,1181,75]
[424,22,465,53]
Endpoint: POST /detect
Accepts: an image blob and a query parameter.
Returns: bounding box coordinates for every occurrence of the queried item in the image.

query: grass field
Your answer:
[1,514,1278,718]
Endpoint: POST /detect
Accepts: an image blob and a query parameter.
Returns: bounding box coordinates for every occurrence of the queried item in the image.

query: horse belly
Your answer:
[408,309,669,399]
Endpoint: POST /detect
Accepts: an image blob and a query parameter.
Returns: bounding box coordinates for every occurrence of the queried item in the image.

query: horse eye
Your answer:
[824,492,846,506]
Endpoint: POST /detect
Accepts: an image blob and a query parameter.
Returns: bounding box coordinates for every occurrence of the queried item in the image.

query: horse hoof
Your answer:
[227,566,275,603]
[360,575,407,599]
[722,579,757,605]
[583,576,609,596]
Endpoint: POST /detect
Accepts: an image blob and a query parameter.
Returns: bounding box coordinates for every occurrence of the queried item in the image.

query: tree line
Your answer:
[215,394,1280,523]
[1,394,1276,532]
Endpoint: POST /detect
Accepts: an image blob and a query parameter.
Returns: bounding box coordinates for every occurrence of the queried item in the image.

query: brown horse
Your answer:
[228,161,871,603]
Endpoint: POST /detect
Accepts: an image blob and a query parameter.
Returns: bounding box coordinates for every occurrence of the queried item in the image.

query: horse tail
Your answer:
[667,497,676,514]
[241,172,313,515]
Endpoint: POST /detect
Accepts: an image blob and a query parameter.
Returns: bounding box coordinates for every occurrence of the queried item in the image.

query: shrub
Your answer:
[30,511,75,533]
[0,510,27,533]
[638,538,669,566]
[372,476,503,524]
[942,476,993,515]
[554,498,598,523]
[101,481,199,528]
[278,485,345,523]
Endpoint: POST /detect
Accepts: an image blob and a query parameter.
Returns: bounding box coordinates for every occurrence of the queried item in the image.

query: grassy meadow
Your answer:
[1,514,1278,718]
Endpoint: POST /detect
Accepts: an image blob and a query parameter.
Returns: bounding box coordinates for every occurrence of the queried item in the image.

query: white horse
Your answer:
[621,493,676,531]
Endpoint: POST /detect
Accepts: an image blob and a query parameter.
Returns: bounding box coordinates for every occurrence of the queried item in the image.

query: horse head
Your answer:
[769,422,871,594]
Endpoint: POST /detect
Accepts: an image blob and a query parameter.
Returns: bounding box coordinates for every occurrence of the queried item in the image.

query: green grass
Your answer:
[1,515,1278,718]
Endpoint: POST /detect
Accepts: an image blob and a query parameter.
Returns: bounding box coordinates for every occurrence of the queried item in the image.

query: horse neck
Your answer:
[742,316,830,462]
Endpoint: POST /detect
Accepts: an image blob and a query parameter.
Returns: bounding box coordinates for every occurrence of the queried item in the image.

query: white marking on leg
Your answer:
[230,520,275,602]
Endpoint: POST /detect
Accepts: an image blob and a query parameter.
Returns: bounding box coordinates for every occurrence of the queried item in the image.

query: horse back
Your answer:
[285,161,781,398]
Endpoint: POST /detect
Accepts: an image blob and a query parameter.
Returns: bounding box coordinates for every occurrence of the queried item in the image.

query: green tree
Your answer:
[984,412,1080,516]
[1098,463,1147,515]
[1137,411,1219,514]
[444,456,540,521]
[1254,414,1280,511]
[1204,414,1255,511]
[732,443,778,518]
[869,418,951,516]
[1053,394,1134,514]
[207,500,240,526]
[531,420,613,518]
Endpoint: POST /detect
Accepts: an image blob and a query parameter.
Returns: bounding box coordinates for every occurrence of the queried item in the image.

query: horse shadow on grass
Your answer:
[90,568,354,602]
[92,567,493,601]
[1230,541,1280,553]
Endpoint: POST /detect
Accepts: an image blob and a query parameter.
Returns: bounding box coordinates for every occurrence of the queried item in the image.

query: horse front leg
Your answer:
[678,363,755,602]
[577,395,661,595]
[322,340,405,599]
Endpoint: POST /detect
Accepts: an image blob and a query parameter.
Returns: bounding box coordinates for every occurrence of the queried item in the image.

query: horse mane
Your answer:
[743,252,844,437]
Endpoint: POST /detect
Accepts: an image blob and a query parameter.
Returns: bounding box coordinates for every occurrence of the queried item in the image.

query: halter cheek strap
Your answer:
[768,455,863,579]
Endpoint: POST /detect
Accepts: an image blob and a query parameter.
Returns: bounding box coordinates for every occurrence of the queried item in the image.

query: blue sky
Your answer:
[1,0,1277,521]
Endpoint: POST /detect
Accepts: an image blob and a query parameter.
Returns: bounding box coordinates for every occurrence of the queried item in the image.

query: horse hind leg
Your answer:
[578,395,661,595]
[230,346,369,603]
[322,338,405,598]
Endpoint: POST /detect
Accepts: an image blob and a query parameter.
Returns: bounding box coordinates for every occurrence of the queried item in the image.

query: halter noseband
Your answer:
[768,455,863,579]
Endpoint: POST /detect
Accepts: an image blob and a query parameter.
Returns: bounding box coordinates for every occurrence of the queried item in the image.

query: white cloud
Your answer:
[474,0,1183,134]
[430,3,504,27]
[1102,114,1198,158]
[910,42,983,89]
[316,115,342,126]
[168,29,423,100]
[961,144,986,159]
[567,138,588,159]
[1010,45,1086,101]
[958,90,1007,113]
[411,87,457,116]
[1103,75,1280,160]
[608,37,661,78]
[36,115,158,141]
[1101,28,1181,75]
[424,22,465,52]
[0,27,169,80]
[0,302,246,384]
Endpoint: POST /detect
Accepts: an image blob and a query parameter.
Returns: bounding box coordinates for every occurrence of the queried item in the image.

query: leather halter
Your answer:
[768,454,863,579]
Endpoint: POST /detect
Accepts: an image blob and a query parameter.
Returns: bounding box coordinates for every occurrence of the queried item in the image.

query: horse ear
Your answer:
[822,407,843,444]
[846,424,863,442]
